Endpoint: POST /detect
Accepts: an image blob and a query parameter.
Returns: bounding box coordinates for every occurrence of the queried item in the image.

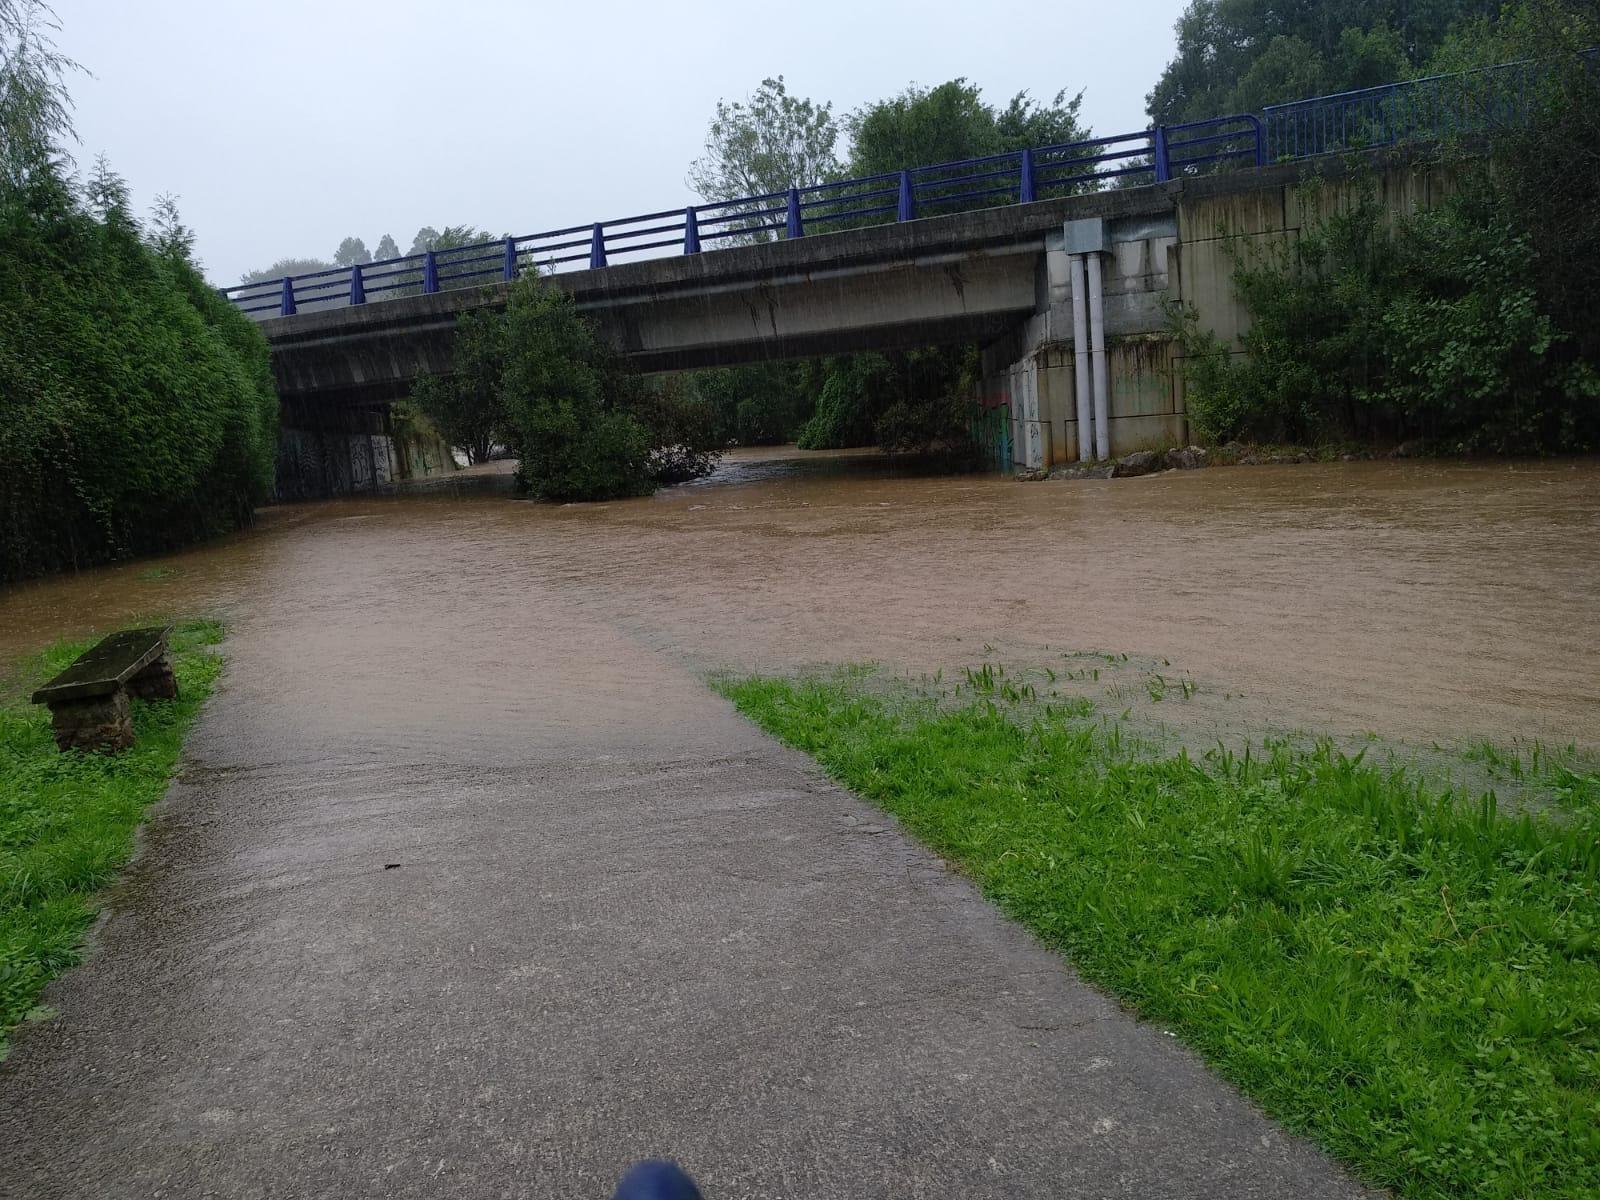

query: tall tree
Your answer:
[333,235,370,266]
[374,232,400,261]
[0,0,81,188]
[848,80,1088,175]
[146,192,196,266]
[687,76,840,202]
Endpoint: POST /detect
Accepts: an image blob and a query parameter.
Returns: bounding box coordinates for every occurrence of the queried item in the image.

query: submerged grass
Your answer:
[715,670,1600,1200]
[1460,737,1600,816]
[0,620,223,1057]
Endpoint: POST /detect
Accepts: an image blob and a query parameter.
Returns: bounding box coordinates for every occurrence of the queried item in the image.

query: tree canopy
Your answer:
[687,76,841,202]
[333,236,370,266]
[848,81,1087,176]
[406,224,495,256]
[0,1,80,189]
[2,1,277,579]
[240,256,335,284]
[241,224,500,286]
[2,162,278,579]
[1146,0,1503,125]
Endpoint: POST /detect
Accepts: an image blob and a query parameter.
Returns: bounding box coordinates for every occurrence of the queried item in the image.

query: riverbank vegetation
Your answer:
[718,669,1600,1199]
[0,2,278,583]
[412,275,722,499]
[0,620,223,1058]
[1173,1,1599,454]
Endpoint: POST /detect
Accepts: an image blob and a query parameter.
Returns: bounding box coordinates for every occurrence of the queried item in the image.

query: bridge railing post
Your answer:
[896,170,915,221]
[280,275,296,317]
[589,223,607,269]
[785,187,803,239]
[1152,126,1171,182]
[683,206,700,254]
[503,237,518,282]
[350,262,365,306]
[422,250,439,294]
[1019,148,1036,203]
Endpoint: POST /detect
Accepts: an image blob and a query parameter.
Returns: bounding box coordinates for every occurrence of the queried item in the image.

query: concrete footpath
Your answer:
[0,528,1372,1198]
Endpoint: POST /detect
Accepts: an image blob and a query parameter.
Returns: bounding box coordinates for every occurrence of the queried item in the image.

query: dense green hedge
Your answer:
[0,172,278,581]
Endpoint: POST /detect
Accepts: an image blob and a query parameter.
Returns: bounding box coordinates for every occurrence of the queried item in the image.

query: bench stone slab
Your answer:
[31,626,176,753]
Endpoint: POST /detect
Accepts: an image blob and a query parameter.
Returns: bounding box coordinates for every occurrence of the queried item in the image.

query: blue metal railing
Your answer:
[1263,57,1541,161]
[222,118,1254,318]
[222,54,1571,320]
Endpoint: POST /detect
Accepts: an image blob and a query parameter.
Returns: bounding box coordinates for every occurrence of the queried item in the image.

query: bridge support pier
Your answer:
[980,211,1194,472]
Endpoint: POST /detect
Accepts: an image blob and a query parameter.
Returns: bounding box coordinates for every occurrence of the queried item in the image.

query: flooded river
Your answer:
[2,449,1597,750]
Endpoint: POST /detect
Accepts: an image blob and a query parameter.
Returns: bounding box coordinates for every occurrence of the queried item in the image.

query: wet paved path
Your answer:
[0,486,1375,1198]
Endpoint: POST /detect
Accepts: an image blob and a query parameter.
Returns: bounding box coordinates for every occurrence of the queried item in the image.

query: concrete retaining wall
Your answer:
[984,155,1458,468]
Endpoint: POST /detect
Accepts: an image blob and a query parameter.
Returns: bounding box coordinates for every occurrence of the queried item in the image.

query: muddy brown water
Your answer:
[2,450,1597,751]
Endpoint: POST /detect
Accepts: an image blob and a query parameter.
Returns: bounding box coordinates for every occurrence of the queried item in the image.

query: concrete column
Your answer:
[1069,255,1093,461]
[1005,366,1022,470]
[1016,357,1044,471]
[1087,253,1110,461]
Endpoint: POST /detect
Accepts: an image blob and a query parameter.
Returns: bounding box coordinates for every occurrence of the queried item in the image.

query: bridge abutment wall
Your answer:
[983,155,1461,469]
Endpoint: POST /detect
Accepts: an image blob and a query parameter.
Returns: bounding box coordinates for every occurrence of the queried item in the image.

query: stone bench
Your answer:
[31,626,178,753]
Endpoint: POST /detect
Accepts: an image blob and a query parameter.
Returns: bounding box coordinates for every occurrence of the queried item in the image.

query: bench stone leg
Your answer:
[49,689,134,753]
[128,652,179,701]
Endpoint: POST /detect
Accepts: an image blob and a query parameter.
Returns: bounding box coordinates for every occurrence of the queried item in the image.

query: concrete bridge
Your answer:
[247,59,1521,490]
[262,185,1165,401]
[266,153,1453,481]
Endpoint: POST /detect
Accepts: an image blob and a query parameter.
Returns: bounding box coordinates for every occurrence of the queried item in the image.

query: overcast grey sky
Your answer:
[54,0,1189,285]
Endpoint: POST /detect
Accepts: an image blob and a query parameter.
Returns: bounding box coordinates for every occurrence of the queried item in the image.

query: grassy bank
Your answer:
[0,621,223,1057]
[716,671,1600,1200]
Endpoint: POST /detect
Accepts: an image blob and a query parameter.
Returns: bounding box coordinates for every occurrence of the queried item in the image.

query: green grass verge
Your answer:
[715,672,1600,1200]
[0,620,223,1057]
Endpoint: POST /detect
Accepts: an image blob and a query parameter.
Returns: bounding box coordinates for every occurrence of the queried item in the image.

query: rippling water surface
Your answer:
[3,450,1596,748]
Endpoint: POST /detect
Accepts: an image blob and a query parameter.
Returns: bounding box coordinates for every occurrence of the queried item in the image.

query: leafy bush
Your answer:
[412,275,719,501]
[796,349,977,455]
[0,166,278,581]
[876,347,980,457]
[1382,188,1592,448]
[495,278,648,501]
[1460,3,1600,367]
[1174,4,1600,454]
[796,355,888,449]
[517,397,654,502]
[1175,174,1598,452]
[625,375,722,484]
